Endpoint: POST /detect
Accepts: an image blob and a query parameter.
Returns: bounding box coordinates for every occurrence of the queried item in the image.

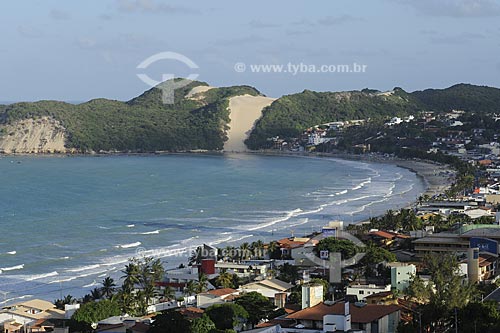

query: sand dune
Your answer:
[0,117,67,154]
[225,94,276,152]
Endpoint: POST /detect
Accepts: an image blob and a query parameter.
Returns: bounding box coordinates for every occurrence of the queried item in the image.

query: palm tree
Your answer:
[91,287,102,300]
[223,246,238,262]
[216,272,233,289]
[54,294,76,310]
[184,281,197,298]
[267,241,279,259]
[81,294,93,304]
[151,259,165,282]
[143,283,156,307]
[114,287,135,315]
[195,273,209,294]
[101,277,116,299]
[252,240,265,259]
[189,246,203,266]
[162,286,175,301]
[239,242,251,261]
[122,261,140,290]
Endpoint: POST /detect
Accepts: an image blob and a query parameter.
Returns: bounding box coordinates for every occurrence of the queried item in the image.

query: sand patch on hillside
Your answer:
[186,86,215,100]
[225,95,276,152]
[0,117,67,154]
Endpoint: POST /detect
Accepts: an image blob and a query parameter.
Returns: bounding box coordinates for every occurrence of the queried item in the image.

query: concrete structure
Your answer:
[413,233,470,257]
[468,247,480,283]
[387,263,416,292]
[346,284,391,301]
[413,226,500,257]
[301,284,324,310]
[215,262,267,278]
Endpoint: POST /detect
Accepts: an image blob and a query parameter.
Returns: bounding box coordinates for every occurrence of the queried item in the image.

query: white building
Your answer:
[387,262,416,292]
[346,284,391,301]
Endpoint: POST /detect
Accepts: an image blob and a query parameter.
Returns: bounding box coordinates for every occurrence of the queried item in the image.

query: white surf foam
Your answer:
[141,230,160,235]
[25,271,58,281]
[1,264,24,271]
[115,242,141,249]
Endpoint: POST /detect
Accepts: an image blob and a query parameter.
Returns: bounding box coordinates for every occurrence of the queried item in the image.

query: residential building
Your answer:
[387,262,416,292]
[196,288,239,309]
[286,301,401,333]
[0,299,65,332]
[240,278,292,306]
[346,284,391,301]
[215,262,267,278]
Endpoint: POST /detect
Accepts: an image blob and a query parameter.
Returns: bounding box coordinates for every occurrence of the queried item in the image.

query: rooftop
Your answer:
[205,288,238,297]
[286,302,401,324]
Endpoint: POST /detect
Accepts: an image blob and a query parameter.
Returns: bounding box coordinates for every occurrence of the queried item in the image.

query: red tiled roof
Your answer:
[369,231,396,239]
[277,238,309,249]
[180,307,204,319]
[286,302,401,324]
[207,288,237,297]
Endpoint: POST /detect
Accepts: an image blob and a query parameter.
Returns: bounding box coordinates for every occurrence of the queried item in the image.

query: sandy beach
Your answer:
[394,160,455,198]
[224,95,276,152]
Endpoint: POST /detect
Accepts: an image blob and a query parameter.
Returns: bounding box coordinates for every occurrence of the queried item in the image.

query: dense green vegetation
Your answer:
[402,253,478,332]
[2,82,500,152]
[0,80,259,152]
[246,88,422,149]
[412,83,500,113]
[247,83,500,149]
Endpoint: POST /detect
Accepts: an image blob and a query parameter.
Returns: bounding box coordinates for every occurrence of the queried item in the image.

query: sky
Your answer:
[1,0,500,102]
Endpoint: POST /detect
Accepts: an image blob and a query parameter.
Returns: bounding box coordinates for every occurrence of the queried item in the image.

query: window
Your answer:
[359,290,364,295]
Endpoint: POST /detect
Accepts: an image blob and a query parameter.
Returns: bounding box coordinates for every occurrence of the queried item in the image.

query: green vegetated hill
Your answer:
[245,88,423,149]
[246,84,500,149]
[412,83,500,113]
[0,80,259,152]
[1,81,500,152]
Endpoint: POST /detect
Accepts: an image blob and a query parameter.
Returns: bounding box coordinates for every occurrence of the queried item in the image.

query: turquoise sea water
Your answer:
[0,154,425,303]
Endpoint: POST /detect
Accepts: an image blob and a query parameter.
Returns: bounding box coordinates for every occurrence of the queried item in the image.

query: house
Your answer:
[97,316,152,333]
[365,291,396,305]
[0,299,65,332]
[367,230,409,247]
[240,278,292,307]
[196,288,240,309]
[346,284,391,301]
[387,262,416,292]
[286,301,401,333]
[277,237,315,259]
[465,207,494,219]
[215,262,268,278]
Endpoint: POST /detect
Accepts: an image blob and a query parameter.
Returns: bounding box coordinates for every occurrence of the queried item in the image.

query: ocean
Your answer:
[0,154,425,304]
